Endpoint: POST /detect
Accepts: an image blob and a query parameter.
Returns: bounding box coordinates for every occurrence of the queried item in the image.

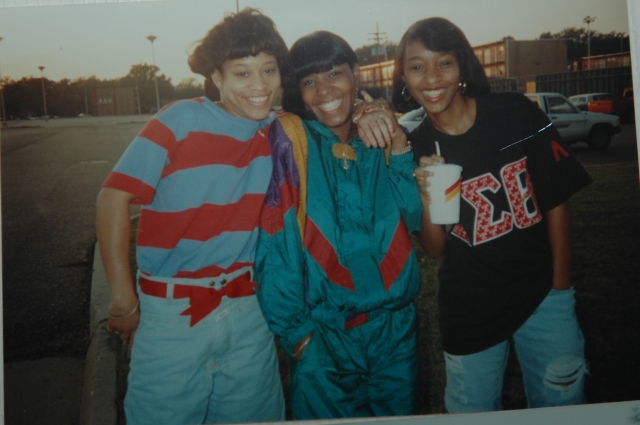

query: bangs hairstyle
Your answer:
[282,31,358,119]
[188,8,288,88]
[392,17,490,113]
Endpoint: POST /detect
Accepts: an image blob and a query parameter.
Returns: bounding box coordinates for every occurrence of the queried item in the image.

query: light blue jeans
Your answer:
[125,276,284,425]
[444,288,588,413]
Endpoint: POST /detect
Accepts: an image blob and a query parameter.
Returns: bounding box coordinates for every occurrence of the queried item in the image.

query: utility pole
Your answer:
[83,83,89,116]
[368,22,389,100]
[584,16,596,70]
[0,36,7,128]
[134,77,141,115]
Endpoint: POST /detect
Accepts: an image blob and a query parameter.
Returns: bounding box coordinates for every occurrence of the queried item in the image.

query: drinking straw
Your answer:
[435,141,441,156]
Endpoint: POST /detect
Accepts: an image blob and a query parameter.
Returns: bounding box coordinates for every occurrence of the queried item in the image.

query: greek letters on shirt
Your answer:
[452,157,542,246]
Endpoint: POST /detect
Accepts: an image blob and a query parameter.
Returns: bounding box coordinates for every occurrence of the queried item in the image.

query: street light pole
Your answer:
[0,36,7,128]
[584,16,596,70]
[146,35,161,112]
[38,65,48,121]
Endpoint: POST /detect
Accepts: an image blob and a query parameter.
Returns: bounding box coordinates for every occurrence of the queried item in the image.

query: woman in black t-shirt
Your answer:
[389,17,591,413]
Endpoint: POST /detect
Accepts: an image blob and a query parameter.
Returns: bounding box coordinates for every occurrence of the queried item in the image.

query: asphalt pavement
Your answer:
[2,116,148,425]
[568,122,639,165]
[4,241,116,425]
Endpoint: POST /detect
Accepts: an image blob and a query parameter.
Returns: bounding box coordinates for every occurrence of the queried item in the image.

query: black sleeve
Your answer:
[521,96,592,211]
[410,125,435,166]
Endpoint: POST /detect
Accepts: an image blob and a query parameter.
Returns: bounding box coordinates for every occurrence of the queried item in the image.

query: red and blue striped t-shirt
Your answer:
[103,97,274,278]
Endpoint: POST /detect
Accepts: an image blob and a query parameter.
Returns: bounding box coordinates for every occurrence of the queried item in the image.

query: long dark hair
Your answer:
[188,8,288,101]
[281,31,358,119]
[392,17,490,112]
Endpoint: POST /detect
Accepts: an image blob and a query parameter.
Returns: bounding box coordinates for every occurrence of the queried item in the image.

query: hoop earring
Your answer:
[458,81,467,94]
[401,86,412,102]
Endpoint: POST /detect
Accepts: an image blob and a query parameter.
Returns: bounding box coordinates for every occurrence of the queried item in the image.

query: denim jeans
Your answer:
[125,274,284,425]
[444,288,588,413]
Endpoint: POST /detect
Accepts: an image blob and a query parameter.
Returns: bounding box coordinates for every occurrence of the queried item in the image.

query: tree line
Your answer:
[1,63,204,119]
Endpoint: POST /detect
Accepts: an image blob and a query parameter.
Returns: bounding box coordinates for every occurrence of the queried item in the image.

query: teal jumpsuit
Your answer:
[256,115,423,419]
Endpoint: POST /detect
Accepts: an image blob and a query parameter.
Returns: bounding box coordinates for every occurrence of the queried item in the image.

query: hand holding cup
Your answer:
[416,155,462,225]
[415,154,445,193]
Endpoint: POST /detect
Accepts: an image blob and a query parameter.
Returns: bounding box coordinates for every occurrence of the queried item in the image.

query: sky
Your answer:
[0,0,631,85]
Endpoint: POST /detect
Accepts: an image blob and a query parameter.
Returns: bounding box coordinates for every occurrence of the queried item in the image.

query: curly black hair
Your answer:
[188,8,288,101]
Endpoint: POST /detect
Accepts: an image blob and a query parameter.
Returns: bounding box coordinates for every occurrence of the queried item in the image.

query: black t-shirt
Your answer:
[411,92,592,355]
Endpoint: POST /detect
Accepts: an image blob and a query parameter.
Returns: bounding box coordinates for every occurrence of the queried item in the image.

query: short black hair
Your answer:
[392,17,490,112]
[188,7,288,100]
[281,31,358,119]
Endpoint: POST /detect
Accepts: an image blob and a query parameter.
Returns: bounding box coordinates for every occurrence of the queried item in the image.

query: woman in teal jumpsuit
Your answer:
[256,31,423,419]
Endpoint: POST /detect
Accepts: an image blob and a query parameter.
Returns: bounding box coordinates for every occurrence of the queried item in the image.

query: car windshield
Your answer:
[547,96,578,114]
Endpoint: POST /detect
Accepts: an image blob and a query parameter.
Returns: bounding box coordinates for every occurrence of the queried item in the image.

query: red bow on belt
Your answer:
[173,272,256,326]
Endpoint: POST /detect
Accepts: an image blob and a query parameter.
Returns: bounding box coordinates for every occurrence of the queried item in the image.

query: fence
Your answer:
[489,66,632,98]
[95,87,137,116]
[489,78,518,93]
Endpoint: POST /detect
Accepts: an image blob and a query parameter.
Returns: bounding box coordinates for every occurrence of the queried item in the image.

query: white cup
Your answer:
[423,164,463,225]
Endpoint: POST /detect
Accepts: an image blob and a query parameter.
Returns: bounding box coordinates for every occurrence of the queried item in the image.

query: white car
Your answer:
[525,92,621,150]
[398,107,426,132]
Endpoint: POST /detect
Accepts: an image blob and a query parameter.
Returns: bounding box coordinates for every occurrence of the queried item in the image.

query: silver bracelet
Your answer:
[107,300,139,319]
[390,141,412,156]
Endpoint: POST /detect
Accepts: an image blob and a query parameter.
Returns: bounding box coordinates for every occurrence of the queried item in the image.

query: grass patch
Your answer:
[571,163,640,404]
[118,163,640,420]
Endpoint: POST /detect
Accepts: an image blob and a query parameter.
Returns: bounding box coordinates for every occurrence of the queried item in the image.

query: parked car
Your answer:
[568,89,634,122]
[398,107,426,132]
[567,93,601,111]
[525,92,621,150]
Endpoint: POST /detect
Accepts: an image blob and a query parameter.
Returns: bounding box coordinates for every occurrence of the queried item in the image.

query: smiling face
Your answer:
[299,63,359,142]
[212,52,281,121]
[402,39,465,120]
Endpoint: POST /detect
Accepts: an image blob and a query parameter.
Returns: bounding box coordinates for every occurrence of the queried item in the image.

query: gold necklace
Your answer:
[331,124,358,170]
